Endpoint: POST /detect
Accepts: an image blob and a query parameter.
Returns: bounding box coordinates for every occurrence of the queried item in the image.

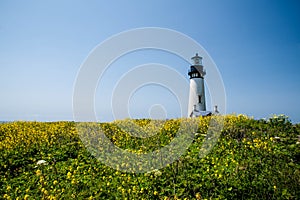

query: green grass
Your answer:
[0,115,299,199]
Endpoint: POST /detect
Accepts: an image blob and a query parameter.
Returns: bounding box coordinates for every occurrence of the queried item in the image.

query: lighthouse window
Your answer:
[198,95,202,103]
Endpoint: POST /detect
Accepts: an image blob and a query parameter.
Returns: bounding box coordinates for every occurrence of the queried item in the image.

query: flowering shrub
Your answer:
[0,115,299,199]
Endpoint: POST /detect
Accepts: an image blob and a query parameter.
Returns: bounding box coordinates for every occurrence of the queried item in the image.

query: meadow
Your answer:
[0,115,299,199]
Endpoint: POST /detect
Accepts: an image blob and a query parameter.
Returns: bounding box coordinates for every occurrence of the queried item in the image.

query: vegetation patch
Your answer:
[0,115,299,199]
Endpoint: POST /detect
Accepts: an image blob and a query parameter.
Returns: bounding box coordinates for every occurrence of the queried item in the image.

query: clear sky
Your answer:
[0,0,299,122]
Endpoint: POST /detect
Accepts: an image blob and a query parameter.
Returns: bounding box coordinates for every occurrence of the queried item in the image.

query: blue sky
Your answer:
[0,0,299,122]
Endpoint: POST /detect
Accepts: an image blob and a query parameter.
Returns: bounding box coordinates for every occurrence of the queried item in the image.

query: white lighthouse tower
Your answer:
[188,53,211,117]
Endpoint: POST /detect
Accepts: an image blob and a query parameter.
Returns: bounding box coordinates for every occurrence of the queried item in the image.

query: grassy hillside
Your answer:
[0,115,299,199]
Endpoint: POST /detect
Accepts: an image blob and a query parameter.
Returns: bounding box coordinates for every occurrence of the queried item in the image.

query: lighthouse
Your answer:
[188,53,211,117]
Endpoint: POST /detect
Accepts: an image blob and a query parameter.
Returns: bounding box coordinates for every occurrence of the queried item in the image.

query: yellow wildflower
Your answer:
[67,172,72,179]
[195,192,201,199]
[6,186,11,191]
[36,169,42,176]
